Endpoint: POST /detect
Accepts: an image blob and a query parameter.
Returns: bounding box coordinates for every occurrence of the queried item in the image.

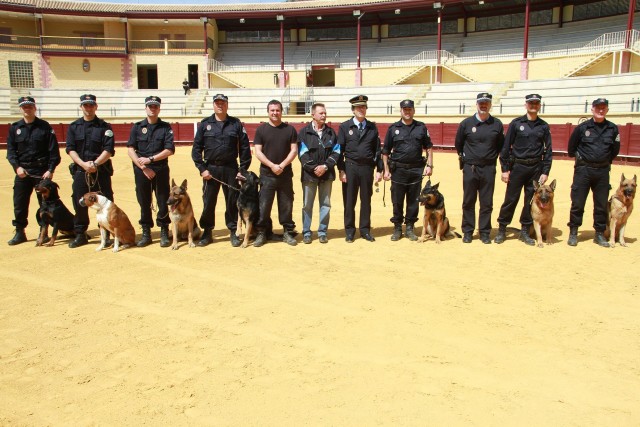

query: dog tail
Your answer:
[450,231,462,238]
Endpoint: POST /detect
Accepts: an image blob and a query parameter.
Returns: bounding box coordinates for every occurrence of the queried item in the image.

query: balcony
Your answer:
[0,34,205,55]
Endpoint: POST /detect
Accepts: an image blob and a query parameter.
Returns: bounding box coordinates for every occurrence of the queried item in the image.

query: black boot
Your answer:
[253,231,267,247]
[69,233,88,248]
[390,225,402,241]
[593,231,610,248]
[230,231,241,247]
[282,231,297,246]
[405,225,418,241]
[137,226,152,247]
[159,225,170,248]
[494,224,507,244]
[197,228,213,247]
[7,228,27,246]
[519,225,535,246]
[567,227,578,246]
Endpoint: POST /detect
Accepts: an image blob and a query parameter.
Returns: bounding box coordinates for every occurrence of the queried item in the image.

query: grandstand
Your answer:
[0,0,638,156]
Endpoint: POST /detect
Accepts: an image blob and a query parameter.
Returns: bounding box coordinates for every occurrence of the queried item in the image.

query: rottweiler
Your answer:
[530,179,556,248]
[417,181,459,243]
[34,179,75,247]
[605,173,636,248]
[236,169,260,248]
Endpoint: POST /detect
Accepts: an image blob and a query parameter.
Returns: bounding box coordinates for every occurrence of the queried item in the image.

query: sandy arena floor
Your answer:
[1,147,639,426]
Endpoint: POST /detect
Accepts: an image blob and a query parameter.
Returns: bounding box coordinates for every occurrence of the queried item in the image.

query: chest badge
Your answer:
[16,129,21,135]
[206,125,212,131]
[142,128,148,134]
[519,125,525,131]
[348,130,353,136]
[585,130,591,137]
[472,127,477,133]
[395,129,400,135]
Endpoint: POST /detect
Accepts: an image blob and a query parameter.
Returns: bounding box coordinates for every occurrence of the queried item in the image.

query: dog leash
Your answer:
[378,176,430,208]
[204,175,241,193]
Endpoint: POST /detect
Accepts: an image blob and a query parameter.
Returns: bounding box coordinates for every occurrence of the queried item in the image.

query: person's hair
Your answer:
[311,103,325,113]
[267,99,283,111]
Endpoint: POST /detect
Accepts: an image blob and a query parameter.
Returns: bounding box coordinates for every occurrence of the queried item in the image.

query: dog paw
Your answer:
[189,243,196,248]
[619,241,627,247]
[112,247,119,253]
[45,241,54,247]
[171,245,178,250]
[537,243,544,248]
[95,246,104,252]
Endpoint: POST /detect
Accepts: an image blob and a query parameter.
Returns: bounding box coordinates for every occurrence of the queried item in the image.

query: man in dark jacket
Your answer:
[298,103,340,244]
[6,96,61,245]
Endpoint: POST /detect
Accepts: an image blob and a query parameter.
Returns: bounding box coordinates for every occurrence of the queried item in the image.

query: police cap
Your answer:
[18,96,36,107]
[400,99,414,108]
[349,95,368,107]
[145,96,161,106]
[213,94,229,102]
[476,93,492,102]
[592,97,609,106]
[525,93,542,102]
[80,94,97,105]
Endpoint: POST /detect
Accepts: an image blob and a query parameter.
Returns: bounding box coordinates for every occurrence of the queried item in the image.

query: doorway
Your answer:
[188,64,198,90]
[137,65,158,89]
[309,65,335,87]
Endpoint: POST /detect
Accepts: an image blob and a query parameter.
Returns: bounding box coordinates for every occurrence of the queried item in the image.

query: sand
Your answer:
[1,147,638,426]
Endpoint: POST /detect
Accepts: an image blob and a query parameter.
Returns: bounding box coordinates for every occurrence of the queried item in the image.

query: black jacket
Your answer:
[65,117,115,160]
[192,114,251,173]
[127,118,175,171]
[297,122,340,182]
[337,118,382,172]
[7,117,60,174]
[500,115,552,175]
[568,118,620,164]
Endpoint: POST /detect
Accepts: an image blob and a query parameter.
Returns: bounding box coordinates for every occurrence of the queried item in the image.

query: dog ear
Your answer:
[181,179,188,190]
[620,173,625,184]
[533,180,540,190]
[171,178,176,188]
[432,182,439,191]
[549,179,556,191]
[54,182,59,189]
[633,175,637,185]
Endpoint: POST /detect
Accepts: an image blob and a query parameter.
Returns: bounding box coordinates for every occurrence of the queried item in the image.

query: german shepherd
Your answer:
[417,181,459,243]
[34,179,75,246]
[166,179,201,250]
[605,173,636,248]
[530,179,556,248]
[235,169,260,248]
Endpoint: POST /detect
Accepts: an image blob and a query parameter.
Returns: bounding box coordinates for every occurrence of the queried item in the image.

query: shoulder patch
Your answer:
[105,130,114,138]
[51,129,55,134]
[169,130,174,134]
[242,127,247,134]
[615,134,620,142]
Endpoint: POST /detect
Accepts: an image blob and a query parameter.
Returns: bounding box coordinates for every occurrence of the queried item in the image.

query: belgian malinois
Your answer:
[605,174,636,248]
[166,179,201,250]
[530,179,556,248]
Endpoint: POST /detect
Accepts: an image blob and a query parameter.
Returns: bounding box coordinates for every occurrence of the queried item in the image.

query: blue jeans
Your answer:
[302,180,332,237]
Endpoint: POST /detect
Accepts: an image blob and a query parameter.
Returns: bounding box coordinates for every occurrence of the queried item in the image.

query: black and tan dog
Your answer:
[34,179,75,246]
[417,181,459,243]
[530,179,556,248]
[166,179,201,250]
[605,173,636,248]
[235,169,260,248]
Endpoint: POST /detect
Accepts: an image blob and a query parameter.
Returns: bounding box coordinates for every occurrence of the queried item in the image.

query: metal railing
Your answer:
[129,39,203,55]
[0,34,40,51]
[41,36,126,53]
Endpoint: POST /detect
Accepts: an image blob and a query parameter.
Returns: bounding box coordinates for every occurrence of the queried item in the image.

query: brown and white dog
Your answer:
[605,173,636,248]
[79,192,136,252]
[530,179,556,248]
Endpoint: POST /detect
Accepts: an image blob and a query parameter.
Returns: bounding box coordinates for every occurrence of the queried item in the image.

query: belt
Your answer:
[208,160,236,167]
[393,161,424,169]
[577,159,609,169]
[20,159,47,168]
[514,157,541,166]
[346,158,374,167]
[465,159,496,166]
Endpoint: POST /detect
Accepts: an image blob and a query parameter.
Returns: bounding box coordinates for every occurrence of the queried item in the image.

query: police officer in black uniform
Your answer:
[337,95,383,242]
[66,94,115,248]
[455,93,505,244]
[382,99,433,241]
[127,96,175,247]
[6,96,61,245]
[192,93,251,247]
[567,97,620,247]
[495,94,552,245]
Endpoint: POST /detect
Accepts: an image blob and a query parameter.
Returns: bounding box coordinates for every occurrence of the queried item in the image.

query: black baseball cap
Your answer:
[145,96,161,106]
[80,94,97,105]
[400,99,414,108]
[476,93,492,102]
[213,94,228,102]
[18,96,35,107]
[592,98,608,106]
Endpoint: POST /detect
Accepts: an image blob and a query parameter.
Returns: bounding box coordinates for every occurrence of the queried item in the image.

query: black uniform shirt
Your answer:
[500,115,553,174]
[7,117,60,174]
[455,114,505,164]
[337,119,382,172]
[65,117,115,160]
[382,119,432,163]
[127,118,175,169]
[192,114,251,173]
[567,118,620,163]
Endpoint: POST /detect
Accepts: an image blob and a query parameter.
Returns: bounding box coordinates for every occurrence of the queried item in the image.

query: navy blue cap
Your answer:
[477,93,492,102]
[213,94,228,102]
[525,94,542,102]
[18,96,35,107]
[145,96,161,106]
[592,98,608,106]
[400,99,414,108]
[80,94,97,105]
[349,95,368,106]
